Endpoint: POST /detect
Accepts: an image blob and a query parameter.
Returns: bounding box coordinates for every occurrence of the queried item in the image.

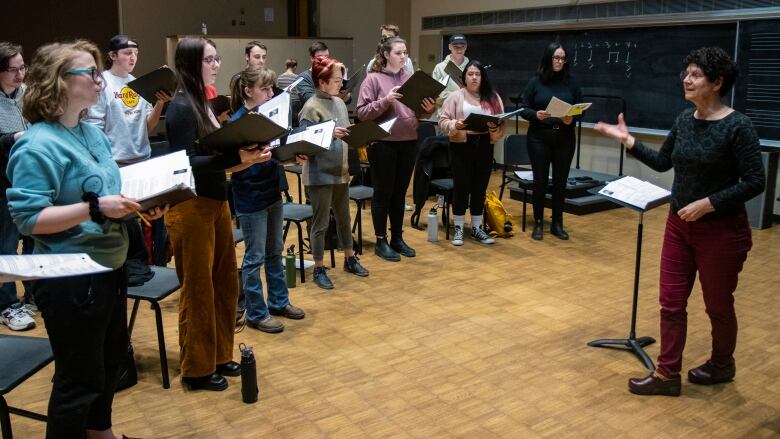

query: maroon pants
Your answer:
[656,209,752,377]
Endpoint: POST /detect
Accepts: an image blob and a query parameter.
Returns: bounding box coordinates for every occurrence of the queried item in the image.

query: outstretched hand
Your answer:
[594,113,634,148]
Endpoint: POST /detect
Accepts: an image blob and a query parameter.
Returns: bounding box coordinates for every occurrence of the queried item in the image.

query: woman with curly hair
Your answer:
[595,46,765,397]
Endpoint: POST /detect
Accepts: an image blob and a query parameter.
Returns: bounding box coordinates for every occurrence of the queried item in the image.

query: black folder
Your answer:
[397,71,446,115]
[209,95,231,116]
[122,184,196,220]
[196,113,288,154]
[341,65,367,94]
[342,120,392,148]
[126,66,176,104]
[444,61,464,87]
[462,109,523,132]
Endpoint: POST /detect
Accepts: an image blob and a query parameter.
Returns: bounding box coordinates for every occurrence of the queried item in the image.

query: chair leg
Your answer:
[296,175,303,204]
[127,299,141,337]
[295,222,306,283]
[499,170,507,200]
[330,247,335,268]
[151,301,170,389]
[522,189,528,232]
[444,198,451,240]
[356,201,363,255]
[1,395,12,439]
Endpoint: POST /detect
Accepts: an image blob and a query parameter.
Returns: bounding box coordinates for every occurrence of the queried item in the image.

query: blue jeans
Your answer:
[237,200,289,323]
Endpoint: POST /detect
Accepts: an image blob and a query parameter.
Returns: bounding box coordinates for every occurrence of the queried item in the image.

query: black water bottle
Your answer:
[239,343,258,403]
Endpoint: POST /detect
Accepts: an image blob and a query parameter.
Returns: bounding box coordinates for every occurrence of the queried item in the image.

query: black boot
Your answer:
[550,221,569,240]
[390,234,416,257]
[532,219,543,241]
[374,237,401,262]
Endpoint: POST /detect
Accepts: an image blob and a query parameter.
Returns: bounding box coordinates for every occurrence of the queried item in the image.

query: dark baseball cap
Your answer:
[108,35,139,52]
[449,34,467,45]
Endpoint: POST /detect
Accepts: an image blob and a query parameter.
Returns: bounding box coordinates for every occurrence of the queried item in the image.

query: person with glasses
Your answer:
[520,42,582,241]
[165,37,266,391]
[0,41,37,332]
[439,60,506,246]
[298,55,369,289]
[7,39,164,439]
[595,46,765,397]
[227,65,305,331]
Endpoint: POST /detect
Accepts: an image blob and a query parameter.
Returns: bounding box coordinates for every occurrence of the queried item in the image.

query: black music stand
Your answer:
[509,95,523,134]
[587,185,670,371]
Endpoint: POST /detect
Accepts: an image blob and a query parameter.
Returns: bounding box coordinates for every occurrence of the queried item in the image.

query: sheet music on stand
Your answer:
[598,176,671,211]
[0,254,111,282]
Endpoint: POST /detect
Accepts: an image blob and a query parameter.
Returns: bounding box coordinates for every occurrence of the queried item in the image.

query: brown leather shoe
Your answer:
[247,315,284,333]
[269,304,305,320]
[628,372,681,396]
[688,361,735,385]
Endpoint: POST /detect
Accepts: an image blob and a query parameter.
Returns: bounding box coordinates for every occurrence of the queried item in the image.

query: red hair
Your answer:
[312,55,345,87]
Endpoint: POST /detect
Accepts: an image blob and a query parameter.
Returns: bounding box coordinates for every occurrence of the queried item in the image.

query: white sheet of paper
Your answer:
[514,170,534,180]
[0,254,111,282]
[598,176,671,210]
[256,92,291,128]
[437,75,450,87]
[379,117,398,133]
[286,120,336,148]
[120,150,193,201]
[283,76,304,92]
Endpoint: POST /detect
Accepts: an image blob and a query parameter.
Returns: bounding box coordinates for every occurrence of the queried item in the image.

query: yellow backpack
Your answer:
[484,191,515,238]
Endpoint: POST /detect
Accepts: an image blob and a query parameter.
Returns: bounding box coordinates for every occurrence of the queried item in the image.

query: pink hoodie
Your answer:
[356,68,431,142]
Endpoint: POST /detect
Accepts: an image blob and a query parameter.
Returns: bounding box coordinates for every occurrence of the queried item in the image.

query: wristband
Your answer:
[81,192,107,224]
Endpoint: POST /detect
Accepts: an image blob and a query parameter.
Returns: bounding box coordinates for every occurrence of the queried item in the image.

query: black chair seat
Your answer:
[127,266,180,389]
[285,164,302,175]
[283,203,313,222]
[348,185,374,201]
[127,266,180,301]
[430,178,454,191]
[0,335,53,439]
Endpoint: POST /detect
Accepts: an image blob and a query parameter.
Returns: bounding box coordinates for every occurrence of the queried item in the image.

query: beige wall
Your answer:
[318,0,385,73]
[120,0,287,74]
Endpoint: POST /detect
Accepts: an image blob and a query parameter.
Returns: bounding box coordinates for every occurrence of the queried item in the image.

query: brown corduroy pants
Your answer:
[165,197,239,378]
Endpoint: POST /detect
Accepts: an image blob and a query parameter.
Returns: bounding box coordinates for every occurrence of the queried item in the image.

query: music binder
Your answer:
[196,112,288,154]
[397,71,446,115]
[126,66,176,104]
[341,64,367,94]
[209,95,231,116]
[342,117,397,148]
[272,120,336,161]
[462,109,523,132]
[444,60,464,87]
[119,150,196,218]
[545,96,593,118]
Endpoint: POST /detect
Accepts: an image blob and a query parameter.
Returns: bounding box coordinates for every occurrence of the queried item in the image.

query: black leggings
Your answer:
[526,126,576,222]
[32,267,128,438]
[368,140,417,238]
[449,134,494,216]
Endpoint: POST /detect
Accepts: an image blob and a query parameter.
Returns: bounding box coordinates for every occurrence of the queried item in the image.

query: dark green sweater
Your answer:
[630,108,765,217]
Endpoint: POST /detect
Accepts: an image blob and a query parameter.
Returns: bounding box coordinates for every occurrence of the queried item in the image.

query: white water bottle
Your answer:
[201,20,208,35]
[427,207,439,242]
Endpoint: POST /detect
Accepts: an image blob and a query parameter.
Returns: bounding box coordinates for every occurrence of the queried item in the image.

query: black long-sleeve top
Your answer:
[630,108,765,217]
[519,75,583,130]
[165,94,241,201]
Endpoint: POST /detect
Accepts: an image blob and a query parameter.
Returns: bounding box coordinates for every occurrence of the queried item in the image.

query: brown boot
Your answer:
[688,361,735,385]
[628,371,681,396]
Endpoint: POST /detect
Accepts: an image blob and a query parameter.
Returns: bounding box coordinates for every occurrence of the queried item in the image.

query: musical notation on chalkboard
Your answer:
[572,41,637,78]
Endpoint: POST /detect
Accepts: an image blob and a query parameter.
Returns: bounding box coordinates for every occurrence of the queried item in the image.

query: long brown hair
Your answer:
[229,65,276,112]
[370,37,405,73]
[174,36,216,136]
[23,40,103,123]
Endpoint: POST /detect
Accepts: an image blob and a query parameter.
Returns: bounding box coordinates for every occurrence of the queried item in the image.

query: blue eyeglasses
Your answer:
[65,68,102,83]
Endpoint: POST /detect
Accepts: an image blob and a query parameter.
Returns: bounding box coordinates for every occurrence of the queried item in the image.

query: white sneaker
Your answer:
[404,203,413,211]
[22,303,37,317]
[452,225,464,246]
[1,304,36,331]
[471,227,495,244]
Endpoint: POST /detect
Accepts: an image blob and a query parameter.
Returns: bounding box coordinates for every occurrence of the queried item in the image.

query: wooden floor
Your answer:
[5,172,780,438]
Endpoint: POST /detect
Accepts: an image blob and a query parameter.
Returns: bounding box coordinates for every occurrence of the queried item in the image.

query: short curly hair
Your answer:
[683,46,738,97]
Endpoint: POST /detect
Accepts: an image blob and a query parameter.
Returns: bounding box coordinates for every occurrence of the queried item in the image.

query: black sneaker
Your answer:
[390,236,416,257]
[313,266,334,289]
[374,238,401,262]
[344,255,369,277]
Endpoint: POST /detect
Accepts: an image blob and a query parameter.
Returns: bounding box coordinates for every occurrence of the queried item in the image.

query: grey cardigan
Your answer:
[298,90,350,186]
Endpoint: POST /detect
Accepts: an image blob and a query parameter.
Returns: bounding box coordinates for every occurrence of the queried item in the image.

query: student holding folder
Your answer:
[357,37,435,262]
[165,37,267,391]
[298,56,369,289]
[439,60,505,246]
[520,42,583,241]
[228,66,305,331]
[7,39,164,439]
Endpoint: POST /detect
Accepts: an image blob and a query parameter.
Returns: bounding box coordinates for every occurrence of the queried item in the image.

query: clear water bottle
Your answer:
[427,207,439,242]
[201,20,208,35]
[239,343,258,404]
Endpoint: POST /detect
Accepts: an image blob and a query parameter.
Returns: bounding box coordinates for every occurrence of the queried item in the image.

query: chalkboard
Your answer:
[447,23,737,132]
[733,20,780,142]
